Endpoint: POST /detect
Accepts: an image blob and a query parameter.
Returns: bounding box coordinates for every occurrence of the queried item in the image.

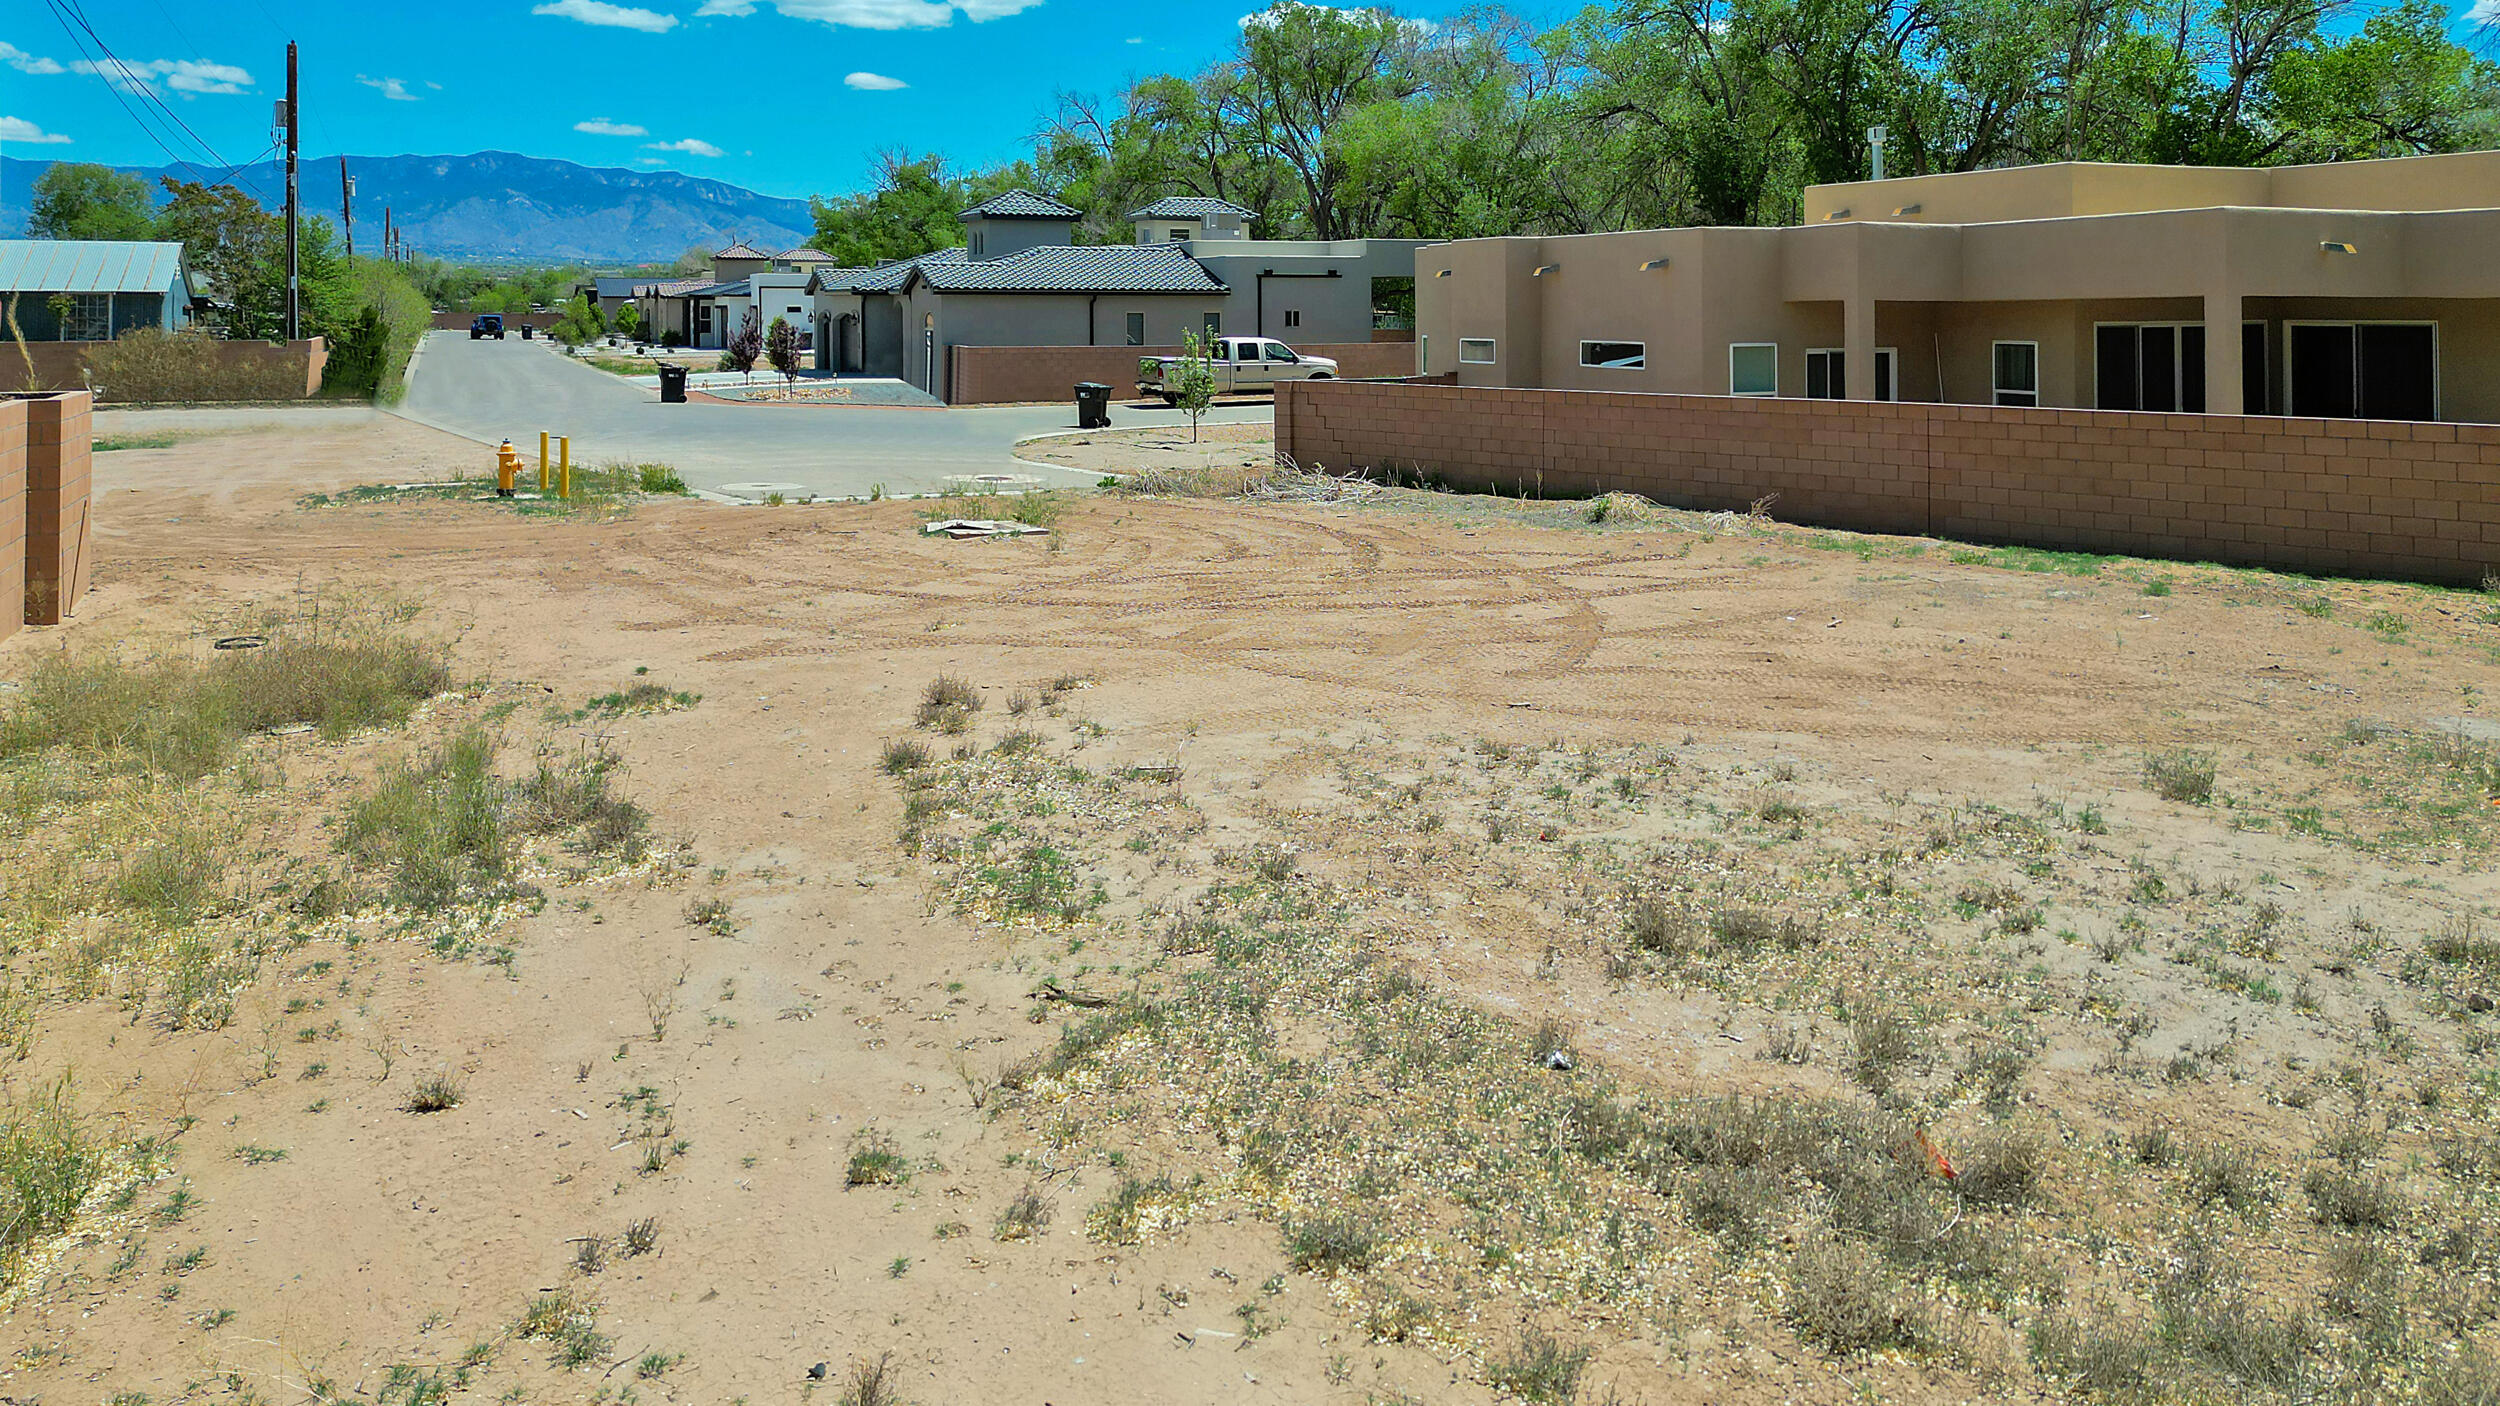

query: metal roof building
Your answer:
[0,240,194,340]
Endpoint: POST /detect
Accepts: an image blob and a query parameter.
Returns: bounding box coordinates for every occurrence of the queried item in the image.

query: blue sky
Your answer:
[0,0,1517,200]
[2,0,2492,201]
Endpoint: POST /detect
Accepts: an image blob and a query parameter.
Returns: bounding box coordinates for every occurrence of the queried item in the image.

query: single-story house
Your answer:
[0,240,194,340]
[809,191,1437,397]
[1420,149,2500,422]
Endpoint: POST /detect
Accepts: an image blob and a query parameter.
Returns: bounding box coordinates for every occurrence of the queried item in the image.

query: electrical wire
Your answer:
[54,0,254,188]
[40,0,216,181]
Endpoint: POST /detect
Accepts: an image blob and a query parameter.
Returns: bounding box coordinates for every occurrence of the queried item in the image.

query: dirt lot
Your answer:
[4,414,2499,1406]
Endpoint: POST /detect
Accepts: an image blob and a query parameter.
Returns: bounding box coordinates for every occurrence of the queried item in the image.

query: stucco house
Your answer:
[808,191,1435,398]
[0,240,194,340]
[1419,149,2500,423]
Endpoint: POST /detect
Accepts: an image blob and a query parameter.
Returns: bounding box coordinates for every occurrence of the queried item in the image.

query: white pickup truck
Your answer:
[1136,336,1338,402]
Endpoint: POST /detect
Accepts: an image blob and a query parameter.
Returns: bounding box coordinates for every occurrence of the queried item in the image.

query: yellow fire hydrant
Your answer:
[495,439,521,498]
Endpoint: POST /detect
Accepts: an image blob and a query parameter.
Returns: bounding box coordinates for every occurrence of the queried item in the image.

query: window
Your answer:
[2093,324,2206,412]
[1992,341,2039,407]
[1805,348,1897,400]
[1729,343,1777,396]
[1171,228,1192,243]
[1124,312,1145,346]
[1264,341,1299,363]
[1203,311,1222,338]
[1283,309,1301,329]
[786,305,802,315]
[2288,322,2436,421]
[56,293,111,341]
[1459,338,1496,364]
[1581,340,1646,370]
[970,229,985,258]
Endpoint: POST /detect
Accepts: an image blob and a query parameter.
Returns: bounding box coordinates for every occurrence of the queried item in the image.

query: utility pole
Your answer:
[383,207,394,262]
[282,40,300,341]
[340,157,354,261]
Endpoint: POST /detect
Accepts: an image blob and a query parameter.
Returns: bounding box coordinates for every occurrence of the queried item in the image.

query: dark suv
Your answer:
[470,314,505,340]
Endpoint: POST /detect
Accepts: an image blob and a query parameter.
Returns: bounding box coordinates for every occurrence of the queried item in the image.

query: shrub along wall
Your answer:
[1278,380,2500,585]
[0,334,327,402]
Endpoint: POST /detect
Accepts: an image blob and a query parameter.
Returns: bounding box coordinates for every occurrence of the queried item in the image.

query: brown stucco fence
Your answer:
[0,337,327,402]
[949,342,1421,406]
[1278,380,2500,585]
[0,391,93,640]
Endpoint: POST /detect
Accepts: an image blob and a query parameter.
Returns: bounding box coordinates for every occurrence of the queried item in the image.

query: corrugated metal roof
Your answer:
[0,240,190,295]
[1128,196,1260,222]
[908,244,1227,295]
[960,189,1082,221]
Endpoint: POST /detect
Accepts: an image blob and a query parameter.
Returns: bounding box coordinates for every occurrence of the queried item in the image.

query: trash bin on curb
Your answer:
[1075,381,1111,430]
[520,324,535,340]
[659,365,689,403]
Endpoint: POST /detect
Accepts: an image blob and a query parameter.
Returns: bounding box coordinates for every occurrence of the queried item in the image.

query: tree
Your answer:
[807,151,1043,265]
[154,179,283,339]
[26,163,156,241]
[613,299,642,341]
[765,315,800,386]
[725,306,764,377]
[1230,2,1428,239]
[1171,329,1218,442]
[550,294,603,347]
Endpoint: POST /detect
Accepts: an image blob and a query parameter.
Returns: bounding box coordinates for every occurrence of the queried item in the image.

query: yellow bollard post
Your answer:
[538,431,549,493]
[559,437,571,500]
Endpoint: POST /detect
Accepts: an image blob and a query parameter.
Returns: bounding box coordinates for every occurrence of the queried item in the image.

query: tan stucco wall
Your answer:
[1807,150,2500,226]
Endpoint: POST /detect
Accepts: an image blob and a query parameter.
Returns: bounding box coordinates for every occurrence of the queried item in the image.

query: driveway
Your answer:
[391,332,1271,501]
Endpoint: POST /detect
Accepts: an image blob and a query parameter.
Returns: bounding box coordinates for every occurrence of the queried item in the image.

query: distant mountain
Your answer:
[0,150,816,266]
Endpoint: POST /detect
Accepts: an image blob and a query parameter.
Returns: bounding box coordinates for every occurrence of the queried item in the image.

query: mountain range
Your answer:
[0,150,817,266]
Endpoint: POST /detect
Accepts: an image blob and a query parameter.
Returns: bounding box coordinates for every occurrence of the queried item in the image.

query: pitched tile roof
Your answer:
[905,243,1227,295]
[712,241,774,260]
[0,239,190,294]
[778,247,835,261]
[959,189,1083,221]
[642,277,713,298]
[1127,196,1261,222]
[804,267,879,294]
[846,247,970,293]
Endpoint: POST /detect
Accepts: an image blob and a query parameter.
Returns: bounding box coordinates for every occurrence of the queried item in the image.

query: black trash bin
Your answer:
[659,364,689,404]
[520,324,535,340]
[1075,381,1111,430]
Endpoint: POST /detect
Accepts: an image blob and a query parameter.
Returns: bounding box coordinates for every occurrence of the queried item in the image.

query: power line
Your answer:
[56,0,245,179]
[40,0,213,179]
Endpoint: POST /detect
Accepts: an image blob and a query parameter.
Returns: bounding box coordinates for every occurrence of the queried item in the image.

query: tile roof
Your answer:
[778,247,835,262]
[713,241,774,260]
[683,279,749,298]
[804,267,879,294]
[643,277,713,297]
[1127,196,1261,222]
[906,243,1227,295]
[846,247,970,293]
[0,239,190,295]
[959,189,1082,221]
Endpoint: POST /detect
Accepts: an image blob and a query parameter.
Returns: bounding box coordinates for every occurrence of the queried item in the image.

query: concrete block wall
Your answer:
[21,392,92,625]
[1279,380,2500,585]
[948,342,1422,406]
[0,399,24,645]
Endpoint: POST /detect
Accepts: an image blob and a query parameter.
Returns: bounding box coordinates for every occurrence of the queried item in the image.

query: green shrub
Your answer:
[2144,748,2217,803]
[341,729,506,910]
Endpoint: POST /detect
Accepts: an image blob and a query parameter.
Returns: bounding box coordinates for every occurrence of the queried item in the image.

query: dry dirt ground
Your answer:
[4,415,2500,1406]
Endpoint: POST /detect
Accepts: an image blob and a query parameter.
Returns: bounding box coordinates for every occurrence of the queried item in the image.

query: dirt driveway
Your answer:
[8,417,2500,1406]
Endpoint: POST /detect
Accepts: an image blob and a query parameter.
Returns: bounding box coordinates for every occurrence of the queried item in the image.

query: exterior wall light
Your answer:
[1823,208,1851,220]
[1640,258,1670,271]
[2321,240,2358,254]
[1532,264,1559,277]
[1434,269,1453,278]
[1892,203,1922,216]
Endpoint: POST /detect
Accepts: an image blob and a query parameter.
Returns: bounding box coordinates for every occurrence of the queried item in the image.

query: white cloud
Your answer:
[532,0,679,32]
[576,117,649,135]
[645,137,724,157]
[0,41,64,75]
[2473,0,2498,26]
[72,57,254,96]
[709,0,1040,31]
[844,71,908,89]
[358,74,420,101]
[0,116,71,144]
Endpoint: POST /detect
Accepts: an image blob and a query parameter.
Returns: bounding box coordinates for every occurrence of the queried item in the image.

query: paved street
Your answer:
[391,332,1270,501]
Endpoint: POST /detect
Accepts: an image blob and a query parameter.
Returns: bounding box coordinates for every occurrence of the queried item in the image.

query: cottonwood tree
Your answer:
[26,163,156,240]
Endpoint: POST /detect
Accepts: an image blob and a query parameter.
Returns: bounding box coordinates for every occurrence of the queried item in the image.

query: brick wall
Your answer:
[1279,381,2500,585]
[948,342,1421,405]
[0,399,24,645]
[21,392,92,625]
